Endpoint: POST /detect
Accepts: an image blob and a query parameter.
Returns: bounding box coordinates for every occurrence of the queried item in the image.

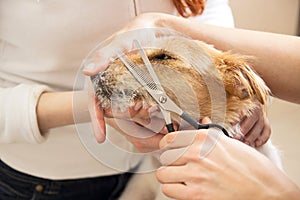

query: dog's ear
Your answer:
[212,52,270,105]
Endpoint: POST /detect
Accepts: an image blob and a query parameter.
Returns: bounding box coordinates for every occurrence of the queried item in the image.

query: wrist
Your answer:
[36,91,75,133]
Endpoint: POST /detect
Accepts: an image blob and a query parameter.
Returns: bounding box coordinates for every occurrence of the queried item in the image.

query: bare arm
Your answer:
[36,91,90,133]
[155,13,300,103]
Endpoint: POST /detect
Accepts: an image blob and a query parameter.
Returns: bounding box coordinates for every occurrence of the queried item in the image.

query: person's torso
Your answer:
[0,0,176,90]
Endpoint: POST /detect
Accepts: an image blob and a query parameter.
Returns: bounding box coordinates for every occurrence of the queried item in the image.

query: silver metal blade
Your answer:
[133,40,165,92]
[117,50,184,116]
[116,51,160,93]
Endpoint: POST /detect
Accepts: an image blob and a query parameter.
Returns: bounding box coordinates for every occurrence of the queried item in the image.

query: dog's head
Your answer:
[92,37,270,136]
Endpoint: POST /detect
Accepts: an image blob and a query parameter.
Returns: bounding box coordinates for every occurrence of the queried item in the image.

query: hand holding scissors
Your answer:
[116,40,229,137]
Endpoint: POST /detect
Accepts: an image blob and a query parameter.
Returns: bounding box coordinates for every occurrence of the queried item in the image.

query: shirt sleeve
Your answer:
[188,0,235,28]
[0,84,51,143]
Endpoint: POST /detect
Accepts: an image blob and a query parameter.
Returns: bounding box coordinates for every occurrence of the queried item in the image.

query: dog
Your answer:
[91,36,282,199]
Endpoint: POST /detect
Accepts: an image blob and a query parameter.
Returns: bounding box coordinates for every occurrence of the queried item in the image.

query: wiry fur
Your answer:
[92,37,282,199]
[94,37,270,137]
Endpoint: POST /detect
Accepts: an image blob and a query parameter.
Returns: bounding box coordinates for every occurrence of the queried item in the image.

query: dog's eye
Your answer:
[152,53,173,60]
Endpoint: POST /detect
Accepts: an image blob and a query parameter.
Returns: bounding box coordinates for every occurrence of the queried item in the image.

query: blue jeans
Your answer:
[0,160,132,200]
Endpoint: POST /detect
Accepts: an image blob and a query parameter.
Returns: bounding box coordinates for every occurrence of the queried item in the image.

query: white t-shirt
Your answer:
[0,0,234,180]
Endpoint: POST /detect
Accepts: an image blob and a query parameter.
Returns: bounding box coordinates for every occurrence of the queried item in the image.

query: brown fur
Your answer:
[92,37,281,200]
[93,37,270,137]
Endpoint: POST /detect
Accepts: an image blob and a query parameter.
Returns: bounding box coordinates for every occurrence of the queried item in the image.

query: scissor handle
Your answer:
[180,112,230,137]
[166,123,175,133]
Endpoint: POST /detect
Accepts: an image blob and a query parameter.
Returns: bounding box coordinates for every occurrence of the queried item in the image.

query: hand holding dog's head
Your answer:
[92,37,270,138]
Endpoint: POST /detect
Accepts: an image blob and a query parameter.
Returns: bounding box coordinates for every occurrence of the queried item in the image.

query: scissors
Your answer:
[116,40,229,137]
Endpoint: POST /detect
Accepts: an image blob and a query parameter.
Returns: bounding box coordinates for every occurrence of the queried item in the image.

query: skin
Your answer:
[36,91,75,133]
[149,13,300,104]
[35,17,273,148]
[84,13,300,199]
[156,118,300,200]
[82,15,273,148]
[36,13,279,149]
[36,91,90,134]
[36,12,300,199]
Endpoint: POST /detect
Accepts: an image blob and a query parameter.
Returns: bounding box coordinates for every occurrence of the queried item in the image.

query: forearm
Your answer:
[157,14,300,103]
[36,91,90,133]
[191,25,300,104]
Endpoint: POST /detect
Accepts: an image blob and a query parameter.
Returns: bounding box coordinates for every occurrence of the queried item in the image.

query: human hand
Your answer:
[156,117,300,200]
[82,13,172,76]
[234,104,271,147]
[87,90,106,143]
[83,15,162,142]
[87,85,170,147]
[83,13,183,143]
[104,103,180,152]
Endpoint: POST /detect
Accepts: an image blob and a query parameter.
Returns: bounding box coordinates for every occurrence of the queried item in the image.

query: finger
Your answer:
[104,106,143,120]
[106,118,163,152]
[161,183,189,200]
[239,114,258,137]
[105,106,163,135]
[125,133,163,153]
[82,62,109,76]
[83,33,142,76]
[244,115,264,146]
[88,95,106,143]
[255,117,271,147]
[129,104,155,127]
[133,105,166,133]
[118,103,167,134]
[113,118,158,139]
[82,48,113,76]
[82,34,120,76]
[160,147,190,166]
[143,117,166,133]
[156,166,188,183]
[201,116,212,124]
[159,130,199,149]
[103,104,147,120]
[104,102,153,121]
[159,131,210,166]
[106,104,166,134]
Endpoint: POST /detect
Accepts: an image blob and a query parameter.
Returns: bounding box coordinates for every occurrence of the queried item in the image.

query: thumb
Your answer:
[82,62,109,76]
[201,117,212,124]
[88,95,107,143]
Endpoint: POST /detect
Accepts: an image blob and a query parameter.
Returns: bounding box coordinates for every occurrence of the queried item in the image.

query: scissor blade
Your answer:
[133,40,165,92]
[116,49,230,137]
[117,50,184,115]
[117,51,160,93]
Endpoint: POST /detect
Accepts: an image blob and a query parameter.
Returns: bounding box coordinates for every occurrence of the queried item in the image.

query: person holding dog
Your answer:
[84,12,300,200]
[1,1,257,199]
[125,13,300,200]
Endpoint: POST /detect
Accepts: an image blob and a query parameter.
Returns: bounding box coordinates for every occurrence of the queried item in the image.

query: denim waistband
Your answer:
[0,159,133,200]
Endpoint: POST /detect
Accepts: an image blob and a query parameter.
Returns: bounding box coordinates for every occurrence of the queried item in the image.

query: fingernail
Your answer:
[202,117,212,124]
[91,119,105,143]
[134,102,143,111]
[255,139,262,147]
[84,62,96,72]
